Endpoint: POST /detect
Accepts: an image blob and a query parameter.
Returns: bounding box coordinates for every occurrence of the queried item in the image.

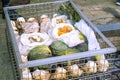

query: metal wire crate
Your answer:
[4,0,118,80]
[98,23,120,51]
[18,53,119,80]
[97,24,120,80]
[30,0,61,4]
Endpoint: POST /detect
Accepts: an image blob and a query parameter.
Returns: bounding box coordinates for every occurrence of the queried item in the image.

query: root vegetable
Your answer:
[21,68,32,80]
[40,15,53,33]
[29,35,41,43]
[68,64,83,77]
[27,17,37,23]
[96,59,109,72]
[17,17,26,23]
[83,61,97,74]
[11,20,16,28]
[52,67,67,80]
[16,17,25,29]
[32,69,50,80]
[21,22,39,33]
[21,55,28,63]
[11,20,19,36]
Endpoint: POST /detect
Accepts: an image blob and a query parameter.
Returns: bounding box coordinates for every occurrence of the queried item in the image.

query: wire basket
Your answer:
[98,24,120,51]
[18,53,119,80]
[30,0,60,4]
[98,25,120,80]
[4,0,118,80]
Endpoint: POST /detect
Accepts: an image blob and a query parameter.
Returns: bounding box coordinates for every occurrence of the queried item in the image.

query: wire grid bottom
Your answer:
[20,52,120,80]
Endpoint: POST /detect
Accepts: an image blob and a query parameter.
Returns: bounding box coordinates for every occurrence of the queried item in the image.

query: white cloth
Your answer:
[21,22,39,33]
[20,33,50,47]
[59,30,84,47]
[52,15,71,27]
[52,23,84,47]
[18,32,52,56]
[75,19,105,60]
[75,19,100,51]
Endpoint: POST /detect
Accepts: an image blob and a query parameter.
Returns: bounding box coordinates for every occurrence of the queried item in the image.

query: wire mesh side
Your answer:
[102,29,120,51]
[30,0,61,4]
[5,26,21,80]
[4,0,117,68]
[4,1,119,80]
[20,53,120,80]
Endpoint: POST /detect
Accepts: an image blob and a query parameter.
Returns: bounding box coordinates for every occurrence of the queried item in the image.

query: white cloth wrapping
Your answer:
[75,19,100,51]
[20,33,50,47]
[52,23,84,47]
[58,30,84,47]
[17,33,52,56]
[75,19,105,60]
[75,19,105,59]
[17,37,31,56]
[52,15,71,27]
[21,22,40,33]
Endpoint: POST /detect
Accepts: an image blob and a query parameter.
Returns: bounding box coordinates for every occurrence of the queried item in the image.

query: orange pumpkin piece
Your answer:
[61,26,68,33]
[58,31,65,36]
[58,28,63,36]
[67,26,72,32]
[57,26,72,36]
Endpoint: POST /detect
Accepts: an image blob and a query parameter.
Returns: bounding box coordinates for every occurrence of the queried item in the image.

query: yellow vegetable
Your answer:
[79,33,85,40]
[94,54,105,61]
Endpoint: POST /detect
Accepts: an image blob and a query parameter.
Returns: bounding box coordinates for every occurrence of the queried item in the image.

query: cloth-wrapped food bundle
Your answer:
[18,33,52,56]
[52,23,85,47]
[21,22,40,33]
[39,15,53,34]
